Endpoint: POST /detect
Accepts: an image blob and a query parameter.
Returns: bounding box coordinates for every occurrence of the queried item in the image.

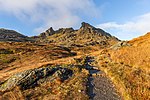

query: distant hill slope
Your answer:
[0,28,32,42]
[37,22,119,47]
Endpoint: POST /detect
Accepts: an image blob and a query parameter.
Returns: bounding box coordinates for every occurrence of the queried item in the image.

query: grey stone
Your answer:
[0,66,73,92]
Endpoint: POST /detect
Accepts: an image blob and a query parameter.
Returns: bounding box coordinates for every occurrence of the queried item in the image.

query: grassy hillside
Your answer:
[95,33,150,100]
[0,27,149,100]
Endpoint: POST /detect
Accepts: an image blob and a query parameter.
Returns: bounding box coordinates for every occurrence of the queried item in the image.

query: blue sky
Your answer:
[0,0,150,40]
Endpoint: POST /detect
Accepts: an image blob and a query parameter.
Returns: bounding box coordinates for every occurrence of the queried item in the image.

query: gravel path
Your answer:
[87,69,122,100]
[85,56,122,100]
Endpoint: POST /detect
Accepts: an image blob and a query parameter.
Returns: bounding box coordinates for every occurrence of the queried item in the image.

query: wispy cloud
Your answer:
[97,13,150,40]
[0,0,99,33]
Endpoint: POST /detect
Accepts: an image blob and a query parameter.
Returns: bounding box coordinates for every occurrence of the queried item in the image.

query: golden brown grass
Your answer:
[0,33,150,100]
[95,33,150,100]
[0,65,89,100]
[111,33,150,69]
[0,42,91,99]
[0,42,77,81]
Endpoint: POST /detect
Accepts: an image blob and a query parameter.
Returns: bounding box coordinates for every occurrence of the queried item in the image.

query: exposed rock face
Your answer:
[37,22,119,47]
[0,66,73,92]
[80,22,94,29]
[110,41,131,50]
[39,27,55,38]
[80,22,111,37]
[0,28,31,42]
[55,28,74,34]
[39,27,74,39]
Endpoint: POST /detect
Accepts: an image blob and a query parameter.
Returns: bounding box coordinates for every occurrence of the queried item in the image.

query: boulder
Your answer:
[110,41,131,50]
[0,66,73,92]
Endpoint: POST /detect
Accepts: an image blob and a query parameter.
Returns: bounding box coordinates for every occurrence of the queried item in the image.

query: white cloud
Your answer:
[0,0,99,34]
[97,13,150,40]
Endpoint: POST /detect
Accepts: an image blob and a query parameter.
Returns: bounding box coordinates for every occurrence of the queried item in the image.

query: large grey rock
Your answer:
[0,66,73,92]
[110,41,131,50]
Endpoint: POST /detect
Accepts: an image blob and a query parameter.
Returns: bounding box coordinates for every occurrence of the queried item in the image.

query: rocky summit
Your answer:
[0,23,149,100]
[36,22,119,47]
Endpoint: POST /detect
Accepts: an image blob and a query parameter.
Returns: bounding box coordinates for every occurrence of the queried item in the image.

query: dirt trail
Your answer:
[85,56,122,100]
[87,70,122,100]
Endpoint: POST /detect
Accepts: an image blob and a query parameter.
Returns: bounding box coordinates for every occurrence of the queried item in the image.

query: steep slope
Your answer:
[0,28,32,42]
[95,32,150,100]
[111,32,150,68]
[37,22,119,47]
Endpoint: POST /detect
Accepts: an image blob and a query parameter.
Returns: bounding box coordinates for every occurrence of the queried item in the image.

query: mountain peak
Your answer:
[46,27,55,33]
[80,22,94,29]
[36,22,119,46]
[39,27,55,38]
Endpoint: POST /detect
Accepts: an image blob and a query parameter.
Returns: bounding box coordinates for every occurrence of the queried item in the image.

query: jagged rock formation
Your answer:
[37,22,119,47]
[0,66,73,92]
[80,22,111,37]
[0,28,32,42]
[39,27,55,38]
[0,22,119,46]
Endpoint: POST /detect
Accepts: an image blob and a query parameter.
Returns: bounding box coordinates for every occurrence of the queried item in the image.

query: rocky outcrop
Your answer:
[80,22,94,30]
[0,66,73,92]
[39,27,74,39]
[37,22,119,47]
[55,28,74,34]
[39,27,55,38]
[110,41,131,50]
[79,22,112,37]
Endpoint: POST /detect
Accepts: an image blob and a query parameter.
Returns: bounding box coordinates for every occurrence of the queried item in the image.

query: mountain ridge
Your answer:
[0,28,32,42]
[36,22,119,48]
[0,22,119,47]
